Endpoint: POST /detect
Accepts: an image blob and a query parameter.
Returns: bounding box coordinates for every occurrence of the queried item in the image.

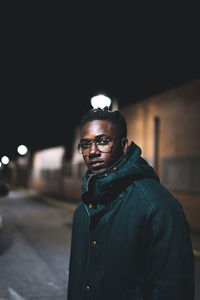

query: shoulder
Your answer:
[133,178,184,215]
[132,179,190,239]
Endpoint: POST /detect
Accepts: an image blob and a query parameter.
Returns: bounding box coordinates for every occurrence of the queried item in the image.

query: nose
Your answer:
[88,141,100,155]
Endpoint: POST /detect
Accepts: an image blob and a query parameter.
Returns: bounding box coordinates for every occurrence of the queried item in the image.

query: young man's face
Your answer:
[79,120,128,175]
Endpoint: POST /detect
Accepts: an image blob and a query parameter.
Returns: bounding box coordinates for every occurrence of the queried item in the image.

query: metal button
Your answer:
[113,166,118,174]
[85,285,90,291]
[88,203,93,208]
[91,240,97,246]
[105,173,108,177]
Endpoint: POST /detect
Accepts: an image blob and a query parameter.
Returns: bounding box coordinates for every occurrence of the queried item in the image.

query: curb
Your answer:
[17,188,77,212]
[38,194,77,212]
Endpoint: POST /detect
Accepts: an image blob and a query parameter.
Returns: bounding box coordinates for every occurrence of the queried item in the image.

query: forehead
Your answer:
[80,120,118,139]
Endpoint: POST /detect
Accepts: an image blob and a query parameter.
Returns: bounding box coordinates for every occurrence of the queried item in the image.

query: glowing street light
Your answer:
[90,94,112,109]
[1,156,9,165]
[17,145,28,156]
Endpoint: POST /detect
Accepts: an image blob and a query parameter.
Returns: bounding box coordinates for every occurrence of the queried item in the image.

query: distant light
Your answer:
[17,145,28,155]
[0,162,2,168]
[91,94,112,109]
[1,156,9,165]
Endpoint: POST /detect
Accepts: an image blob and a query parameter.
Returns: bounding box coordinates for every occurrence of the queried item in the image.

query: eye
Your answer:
[81,143,90,149]
[98,138,110,145]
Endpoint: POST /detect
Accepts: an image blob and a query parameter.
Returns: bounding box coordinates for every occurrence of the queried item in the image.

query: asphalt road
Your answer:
[0,190,75,300]
[0,189,199,299]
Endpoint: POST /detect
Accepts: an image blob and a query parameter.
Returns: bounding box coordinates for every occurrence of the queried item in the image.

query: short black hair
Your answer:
[79,106,127,138]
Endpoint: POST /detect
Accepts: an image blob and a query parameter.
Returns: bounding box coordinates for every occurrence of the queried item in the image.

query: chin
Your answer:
[89,167,107,175]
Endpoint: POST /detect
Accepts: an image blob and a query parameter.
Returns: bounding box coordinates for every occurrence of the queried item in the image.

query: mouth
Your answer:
[89,160,104,169]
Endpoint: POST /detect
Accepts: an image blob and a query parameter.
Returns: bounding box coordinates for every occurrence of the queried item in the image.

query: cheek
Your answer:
[103,151,121,166]
[83,156,94,169]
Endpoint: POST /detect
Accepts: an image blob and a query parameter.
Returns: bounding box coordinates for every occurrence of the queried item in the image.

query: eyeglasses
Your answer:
[78,137,113,156]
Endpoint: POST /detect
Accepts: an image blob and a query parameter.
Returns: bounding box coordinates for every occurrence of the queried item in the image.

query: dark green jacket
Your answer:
[67,142,194,300]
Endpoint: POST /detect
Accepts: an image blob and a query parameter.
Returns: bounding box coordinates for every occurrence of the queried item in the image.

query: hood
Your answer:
[81,141,159,205]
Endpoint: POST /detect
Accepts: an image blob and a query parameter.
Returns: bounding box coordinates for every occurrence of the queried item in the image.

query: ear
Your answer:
[121,138,128,153]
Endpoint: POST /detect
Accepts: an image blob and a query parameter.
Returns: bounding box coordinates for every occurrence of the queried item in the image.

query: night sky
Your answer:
[1,4,199,160]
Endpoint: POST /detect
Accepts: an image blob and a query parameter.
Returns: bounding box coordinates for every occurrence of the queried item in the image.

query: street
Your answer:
[0,189,200,299]
[0,190,75,300]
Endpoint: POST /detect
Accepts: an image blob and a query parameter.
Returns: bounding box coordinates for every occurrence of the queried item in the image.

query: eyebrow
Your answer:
[80,134,110,143]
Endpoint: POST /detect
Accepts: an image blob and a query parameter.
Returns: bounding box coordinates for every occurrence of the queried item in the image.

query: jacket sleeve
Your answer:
[142,196,195,300]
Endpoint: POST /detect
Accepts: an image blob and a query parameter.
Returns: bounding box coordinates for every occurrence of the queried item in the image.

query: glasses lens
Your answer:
[97,144,110,152]
[78,143,89,155]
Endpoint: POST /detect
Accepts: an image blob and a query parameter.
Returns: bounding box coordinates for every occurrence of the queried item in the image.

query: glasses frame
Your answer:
[78,137,114,156]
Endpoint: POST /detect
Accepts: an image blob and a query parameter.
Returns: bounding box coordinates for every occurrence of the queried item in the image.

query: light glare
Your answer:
[17,145,28,155]
[1,156,9,165]
[91,94,112,109]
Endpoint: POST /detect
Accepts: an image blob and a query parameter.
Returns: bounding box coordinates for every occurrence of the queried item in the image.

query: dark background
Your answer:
[1,3,199,160]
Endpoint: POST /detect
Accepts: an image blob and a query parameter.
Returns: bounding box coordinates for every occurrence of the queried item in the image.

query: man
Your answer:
[67,107,194,300]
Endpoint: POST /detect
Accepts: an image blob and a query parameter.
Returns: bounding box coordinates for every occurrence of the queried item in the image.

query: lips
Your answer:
[89,160,104,169]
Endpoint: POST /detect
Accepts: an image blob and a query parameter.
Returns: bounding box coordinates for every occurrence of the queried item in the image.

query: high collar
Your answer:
[81,141,159,206]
